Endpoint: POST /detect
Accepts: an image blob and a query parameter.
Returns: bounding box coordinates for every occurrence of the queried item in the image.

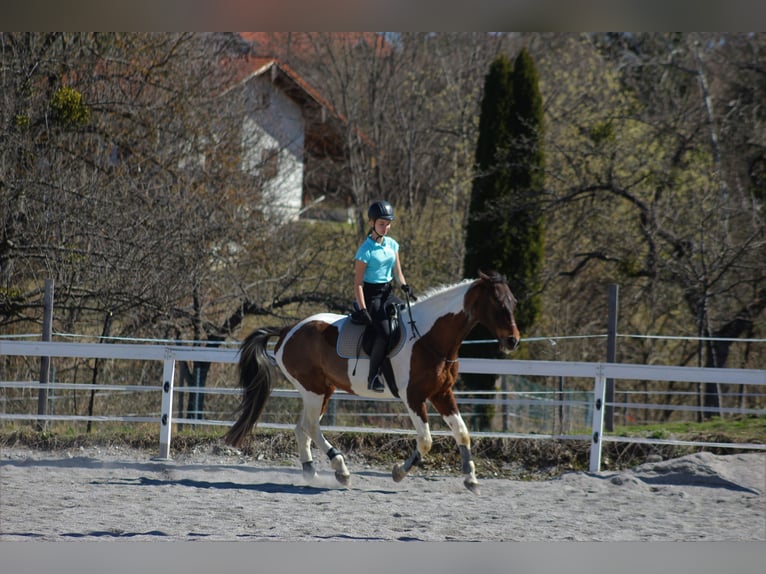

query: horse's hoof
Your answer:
[335,471,351,486]
[464,478,480,494]
[302,461,317,482]
[392,464,407,482]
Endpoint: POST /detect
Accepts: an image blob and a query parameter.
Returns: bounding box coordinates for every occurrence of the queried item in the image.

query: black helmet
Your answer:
[368,200,395,221]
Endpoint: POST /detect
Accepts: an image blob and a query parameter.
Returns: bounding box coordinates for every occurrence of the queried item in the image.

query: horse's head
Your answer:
[465,271,521,353]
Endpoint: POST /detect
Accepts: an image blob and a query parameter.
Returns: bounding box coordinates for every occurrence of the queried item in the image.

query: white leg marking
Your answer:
[295,410,313,465]
[407,405,433,456]
[300,392,350,485]
[393,405,433,482]
[443,413,470,448]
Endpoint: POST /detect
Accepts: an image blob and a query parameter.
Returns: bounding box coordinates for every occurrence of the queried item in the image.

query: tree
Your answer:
[3,33,762,430]
[0,33,279,420]
[536,33,765,421]
[503,48,545,330]
[461,49,545,430]
[464,55,515,279]
[1,33,252,336]
[463,50,544,327]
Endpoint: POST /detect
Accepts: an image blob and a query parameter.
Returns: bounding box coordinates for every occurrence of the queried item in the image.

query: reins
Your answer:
[403,288,421,340]
[403,289,459,365]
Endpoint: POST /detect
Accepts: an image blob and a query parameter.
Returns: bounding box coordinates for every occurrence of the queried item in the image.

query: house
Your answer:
[223,52,359,223]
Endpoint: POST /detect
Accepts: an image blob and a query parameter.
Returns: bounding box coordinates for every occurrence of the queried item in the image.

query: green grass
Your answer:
[613,415,766,444]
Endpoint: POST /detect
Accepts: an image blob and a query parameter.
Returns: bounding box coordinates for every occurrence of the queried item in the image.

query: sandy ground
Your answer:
[0,445,763,542]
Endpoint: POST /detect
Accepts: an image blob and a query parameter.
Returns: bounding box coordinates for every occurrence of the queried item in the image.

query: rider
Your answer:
[353,200,412,392]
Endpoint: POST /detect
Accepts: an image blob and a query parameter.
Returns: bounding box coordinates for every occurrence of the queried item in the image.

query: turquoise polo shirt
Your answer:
[354,235,399,284]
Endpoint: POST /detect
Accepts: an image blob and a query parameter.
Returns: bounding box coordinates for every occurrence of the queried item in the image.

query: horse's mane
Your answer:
[411,271,508,306]
[413,277,474,304]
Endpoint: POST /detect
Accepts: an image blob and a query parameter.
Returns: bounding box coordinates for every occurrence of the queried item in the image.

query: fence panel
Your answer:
[1,339,764,472]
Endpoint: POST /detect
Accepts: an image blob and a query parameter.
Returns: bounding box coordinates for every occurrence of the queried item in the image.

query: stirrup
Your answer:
[368,373,385,393]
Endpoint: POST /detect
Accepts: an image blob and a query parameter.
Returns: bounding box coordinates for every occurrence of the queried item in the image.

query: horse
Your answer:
[223,270,520,493]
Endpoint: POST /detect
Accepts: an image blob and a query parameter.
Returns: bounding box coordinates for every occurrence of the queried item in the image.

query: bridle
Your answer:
[403,273,517,365]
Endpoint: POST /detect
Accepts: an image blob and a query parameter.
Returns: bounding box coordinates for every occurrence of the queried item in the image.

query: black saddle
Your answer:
[337,299,406,397]
[357,298,404,353]
[340,299,406,357]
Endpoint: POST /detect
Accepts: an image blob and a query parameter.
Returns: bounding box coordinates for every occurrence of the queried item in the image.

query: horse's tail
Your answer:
[224,326,283,448]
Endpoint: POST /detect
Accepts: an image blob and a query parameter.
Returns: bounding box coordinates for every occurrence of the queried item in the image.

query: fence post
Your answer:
[589,368,607,472]
[158,351,176,460]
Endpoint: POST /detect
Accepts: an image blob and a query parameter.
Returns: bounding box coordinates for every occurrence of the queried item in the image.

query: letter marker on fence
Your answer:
[158,354,176,460]
[589,370,607,472]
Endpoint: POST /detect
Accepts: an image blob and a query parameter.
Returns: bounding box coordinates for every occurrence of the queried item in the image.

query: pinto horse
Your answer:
[224,271,520,492]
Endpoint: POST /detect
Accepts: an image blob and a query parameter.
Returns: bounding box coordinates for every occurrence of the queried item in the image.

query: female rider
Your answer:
[353,200,411,392]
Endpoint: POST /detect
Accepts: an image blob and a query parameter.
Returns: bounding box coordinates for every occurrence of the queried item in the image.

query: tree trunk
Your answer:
[87,311,113,433]
[702,288,766,418]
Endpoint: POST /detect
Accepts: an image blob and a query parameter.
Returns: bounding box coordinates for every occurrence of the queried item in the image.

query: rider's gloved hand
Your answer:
[352,308,373,325]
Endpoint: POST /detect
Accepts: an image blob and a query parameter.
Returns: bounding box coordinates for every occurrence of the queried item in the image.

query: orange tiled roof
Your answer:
[239,32,391,58]
[226,55,345,123]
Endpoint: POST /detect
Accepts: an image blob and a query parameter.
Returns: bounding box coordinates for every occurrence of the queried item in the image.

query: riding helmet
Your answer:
[368,200,395,221]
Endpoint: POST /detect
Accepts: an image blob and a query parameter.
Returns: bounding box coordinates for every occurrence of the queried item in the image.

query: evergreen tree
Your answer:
[464,55,515,281]
[461,49,545,430]
[504,47,544,331]
[464,48,544,329]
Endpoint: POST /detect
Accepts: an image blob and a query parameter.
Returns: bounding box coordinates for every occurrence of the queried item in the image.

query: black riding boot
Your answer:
[368,337,386,392]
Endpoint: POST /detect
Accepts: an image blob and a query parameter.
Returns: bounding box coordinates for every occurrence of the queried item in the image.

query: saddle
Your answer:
[336,300,406,397]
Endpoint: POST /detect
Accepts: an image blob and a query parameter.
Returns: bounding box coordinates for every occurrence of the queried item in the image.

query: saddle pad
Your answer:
[336,316,407,359]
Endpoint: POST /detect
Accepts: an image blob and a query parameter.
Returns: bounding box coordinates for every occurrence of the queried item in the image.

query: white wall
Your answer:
[241,74,305,222]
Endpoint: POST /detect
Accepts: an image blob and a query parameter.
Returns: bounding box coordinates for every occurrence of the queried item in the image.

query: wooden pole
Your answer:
[36,278,54,432]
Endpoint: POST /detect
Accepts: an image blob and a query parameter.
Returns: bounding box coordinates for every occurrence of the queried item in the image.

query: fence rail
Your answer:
[1,339,764,471]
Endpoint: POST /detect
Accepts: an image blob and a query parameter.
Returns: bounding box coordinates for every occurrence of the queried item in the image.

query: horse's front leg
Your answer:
[392,401,431,483]
[430,390,480,494]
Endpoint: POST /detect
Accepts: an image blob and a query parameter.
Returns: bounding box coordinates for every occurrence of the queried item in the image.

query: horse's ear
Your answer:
[478,270,489,281]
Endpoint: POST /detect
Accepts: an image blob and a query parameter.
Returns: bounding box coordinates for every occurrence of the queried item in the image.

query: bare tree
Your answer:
[531,33,765,421]
[3,33,763,428]
[265,32,520,286]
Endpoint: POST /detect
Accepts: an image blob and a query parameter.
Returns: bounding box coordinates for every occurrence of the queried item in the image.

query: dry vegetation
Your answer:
[3,416,763,480]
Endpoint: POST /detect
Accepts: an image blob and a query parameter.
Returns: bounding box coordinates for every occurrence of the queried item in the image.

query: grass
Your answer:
[1,415,763,479]
[613,415,766,444]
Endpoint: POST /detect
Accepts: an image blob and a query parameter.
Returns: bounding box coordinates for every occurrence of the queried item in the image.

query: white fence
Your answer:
[1,339,764,472]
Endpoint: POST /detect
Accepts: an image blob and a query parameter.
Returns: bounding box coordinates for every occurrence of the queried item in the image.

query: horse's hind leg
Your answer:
[300,392,351,486]
[295,410,317,482]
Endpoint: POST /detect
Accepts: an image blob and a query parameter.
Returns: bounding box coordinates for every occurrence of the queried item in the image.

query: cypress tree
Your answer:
[463,55,515,280]
[504,47,544,331]
[461,49,544,430]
